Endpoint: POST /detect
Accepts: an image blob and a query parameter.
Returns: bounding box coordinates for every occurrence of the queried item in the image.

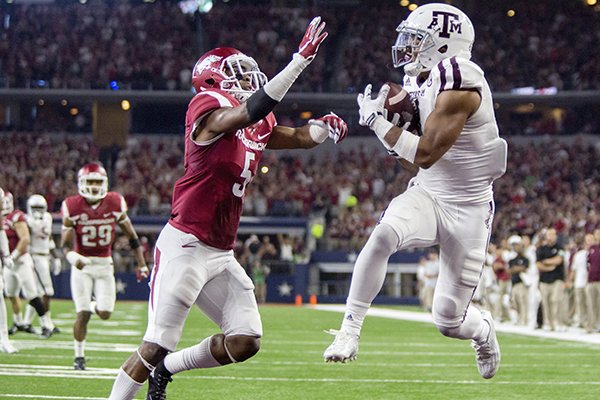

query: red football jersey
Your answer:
[169,89,277,250]
[61,192,127,257]
[2,210,27,252]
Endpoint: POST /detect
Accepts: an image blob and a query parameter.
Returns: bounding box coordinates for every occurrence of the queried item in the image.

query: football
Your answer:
[383,82,421,135]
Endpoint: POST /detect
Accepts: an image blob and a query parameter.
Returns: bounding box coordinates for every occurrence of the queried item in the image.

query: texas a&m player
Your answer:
[61,163,148,370]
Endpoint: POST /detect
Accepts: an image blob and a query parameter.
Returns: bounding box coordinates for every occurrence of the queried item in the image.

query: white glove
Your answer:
[52,258,62,276]
[357,84,389,128]
[1,255,14,270]
[66,251,91,269]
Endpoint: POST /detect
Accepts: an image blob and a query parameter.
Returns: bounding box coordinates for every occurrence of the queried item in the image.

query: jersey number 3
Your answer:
[232,151,255,198]
[81,225,112,247]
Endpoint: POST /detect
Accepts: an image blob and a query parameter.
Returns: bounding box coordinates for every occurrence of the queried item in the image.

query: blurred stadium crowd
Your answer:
[1,0,599,92]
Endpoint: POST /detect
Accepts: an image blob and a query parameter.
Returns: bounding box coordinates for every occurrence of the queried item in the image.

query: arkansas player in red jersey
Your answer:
[109,16,348,400]
[0,188,18,353]
[2,190,53,341]
[61,163,148,370]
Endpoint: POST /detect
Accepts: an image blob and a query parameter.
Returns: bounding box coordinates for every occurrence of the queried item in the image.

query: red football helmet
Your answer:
[78,163,108,202]
[191,47,267,102]
[1,190,14,216]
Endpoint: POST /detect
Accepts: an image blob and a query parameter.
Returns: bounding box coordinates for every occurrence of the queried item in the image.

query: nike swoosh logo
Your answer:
[257,133,270,140]
[182,243,196,248]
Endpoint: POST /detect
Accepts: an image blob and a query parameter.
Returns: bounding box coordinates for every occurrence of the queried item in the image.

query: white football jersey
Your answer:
[403,56,507,204]
[27,211,55,255]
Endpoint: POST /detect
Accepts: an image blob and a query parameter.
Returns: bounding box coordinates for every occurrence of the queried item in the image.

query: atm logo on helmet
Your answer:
[428,11,462,38]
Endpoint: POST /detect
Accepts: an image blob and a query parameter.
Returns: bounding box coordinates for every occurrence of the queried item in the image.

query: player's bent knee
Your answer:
[97,311,111,320]
[366,224,399,256]
[138,341,169,366]
[224,335,261,363]
[432,296,462,338]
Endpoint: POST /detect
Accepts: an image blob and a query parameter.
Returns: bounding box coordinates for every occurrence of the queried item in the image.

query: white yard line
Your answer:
[314,305,600,345]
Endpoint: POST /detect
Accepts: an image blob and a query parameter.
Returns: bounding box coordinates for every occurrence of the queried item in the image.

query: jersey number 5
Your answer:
[81,225,112,247]
[232,151,255,198]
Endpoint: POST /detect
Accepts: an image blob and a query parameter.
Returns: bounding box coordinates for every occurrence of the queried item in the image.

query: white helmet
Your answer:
[392,3,475,77]
[1,191,14,216]
[27,194,48,220]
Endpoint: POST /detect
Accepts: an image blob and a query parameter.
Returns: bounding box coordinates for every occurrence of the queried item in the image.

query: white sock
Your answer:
[40,313,54,330]
[340,299,370,337]
[342,224,399,336]
[0,296,9,342]
[23,305,36,325]
[107,368,144,400]
[74,339,86,358]
[164,336,221,374]
[13,312,23,325]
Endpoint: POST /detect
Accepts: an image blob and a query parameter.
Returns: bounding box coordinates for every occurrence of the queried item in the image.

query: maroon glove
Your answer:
[297,16,328,61]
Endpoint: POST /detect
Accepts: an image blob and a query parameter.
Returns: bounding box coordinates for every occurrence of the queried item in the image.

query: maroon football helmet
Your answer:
[78,163,108,202]
[191,47,267,102]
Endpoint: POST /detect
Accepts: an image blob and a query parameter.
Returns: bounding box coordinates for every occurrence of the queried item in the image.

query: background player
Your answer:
[324,3,507,380]
[2,190,53,338]
[108,16,348,400]
[61,163,148,370]
[22,194,62,337]
[0,187,18,353]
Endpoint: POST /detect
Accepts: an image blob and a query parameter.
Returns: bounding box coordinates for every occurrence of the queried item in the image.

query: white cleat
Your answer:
[323,329,359,363]
[472,311,501,379]
[1,341,18,354]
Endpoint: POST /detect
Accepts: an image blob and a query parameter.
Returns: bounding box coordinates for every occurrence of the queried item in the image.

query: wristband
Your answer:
[10,249,21,260]
[129,238,140,250]
[389,130,420,163]
[308,123,328,143]
[370,115,395,147]
[66,251,90,266]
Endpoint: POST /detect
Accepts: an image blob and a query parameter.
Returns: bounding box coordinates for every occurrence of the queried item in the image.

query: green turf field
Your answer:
[1,299,600,399]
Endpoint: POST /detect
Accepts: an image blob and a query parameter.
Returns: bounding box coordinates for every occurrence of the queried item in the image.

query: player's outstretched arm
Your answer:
[197,17,328,142]
[267,112,348,149]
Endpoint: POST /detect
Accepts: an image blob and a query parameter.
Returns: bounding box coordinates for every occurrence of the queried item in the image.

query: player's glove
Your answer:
[296,16,328,62]
[1,254,14,270]
[135,265,150,283]
[65,251,91,270]
[308,112,348,144]
[357,84,394,144]
[357,84,389,127]
[52,258,62,276]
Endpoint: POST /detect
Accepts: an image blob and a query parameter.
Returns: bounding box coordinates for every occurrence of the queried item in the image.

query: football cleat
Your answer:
[40,327,54,339]
[1,341,18,354]
[323,329,359,363]
[52,326,62,334]
[74,356,86,370]
[7,324,18,335]
[147,362,173,400]
[472,310,501,379]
